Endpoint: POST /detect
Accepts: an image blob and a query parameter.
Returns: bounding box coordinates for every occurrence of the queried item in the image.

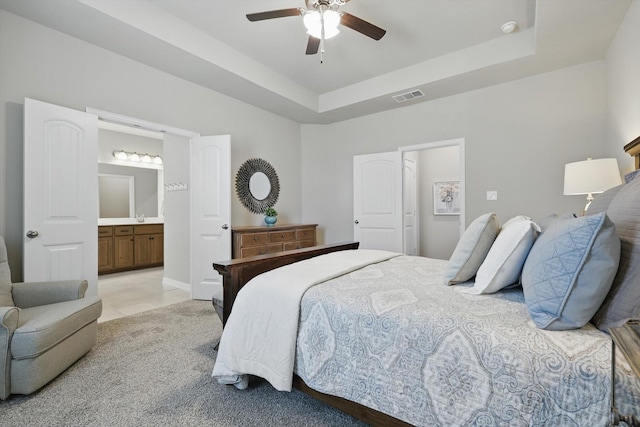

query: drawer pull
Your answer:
[254,237,258,241]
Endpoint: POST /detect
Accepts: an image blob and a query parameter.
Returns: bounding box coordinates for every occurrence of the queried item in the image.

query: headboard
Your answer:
[624,135,640,170]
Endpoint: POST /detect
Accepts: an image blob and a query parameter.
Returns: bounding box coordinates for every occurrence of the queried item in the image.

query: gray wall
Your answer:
[419,146,460,260]
[0,10,302,281]
[605,0,640,172]
[301,61,607,248]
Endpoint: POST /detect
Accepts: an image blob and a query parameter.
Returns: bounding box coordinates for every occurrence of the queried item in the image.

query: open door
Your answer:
[190,135,231,300]
[353,151,403,252]
[23,98,98,295]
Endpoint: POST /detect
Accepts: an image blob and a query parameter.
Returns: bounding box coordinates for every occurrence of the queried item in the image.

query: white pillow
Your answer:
[463,216,540,294]
[443,213,500,285]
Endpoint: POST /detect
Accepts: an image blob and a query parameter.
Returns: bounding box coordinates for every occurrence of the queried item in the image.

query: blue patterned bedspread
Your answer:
[294,255,640,426]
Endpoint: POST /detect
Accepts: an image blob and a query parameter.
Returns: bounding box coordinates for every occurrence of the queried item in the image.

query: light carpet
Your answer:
[0,300,366,426]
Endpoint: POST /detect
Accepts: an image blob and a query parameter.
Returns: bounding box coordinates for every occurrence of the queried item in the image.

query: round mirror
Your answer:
[248,172,270,201]
[235,158,280,214]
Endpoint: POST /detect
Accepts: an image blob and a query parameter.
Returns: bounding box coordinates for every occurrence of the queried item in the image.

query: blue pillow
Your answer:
[522,212,620,330]
[443,213,499,285]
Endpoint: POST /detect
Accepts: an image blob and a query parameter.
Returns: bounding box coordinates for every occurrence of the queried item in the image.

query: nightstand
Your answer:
[610,319,640,426]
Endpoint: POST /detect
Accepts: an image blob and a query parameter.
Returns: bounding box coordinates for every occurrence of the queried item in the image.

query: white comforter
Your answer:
[211,249,398,391]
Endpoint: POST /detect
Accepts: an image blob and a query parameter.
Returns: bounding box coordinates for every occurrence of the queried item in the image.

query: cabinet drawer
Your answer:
[296,228,315,241]
[269,230,295,243]
[240,243,283,258]
[98,226,113,237]
[283,239,315,251]
[240,232,269,247]
[134,224,164,235]
[114,226,134,236]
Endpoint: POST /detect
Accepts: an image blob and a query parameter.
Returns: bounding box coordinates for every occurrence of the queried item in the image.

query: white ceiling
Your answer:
[0,0,632,124]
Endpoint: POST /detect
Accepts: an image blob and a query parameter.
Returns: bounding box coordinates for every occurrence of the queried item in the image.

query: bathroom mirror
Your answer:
[98,163,159,219]
[235,158,280,214]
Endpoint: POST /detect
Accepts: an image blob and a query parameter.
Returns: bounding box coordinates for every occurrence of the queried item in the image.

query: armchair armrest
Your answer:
[11,280,88,309]
[1,306,19,400]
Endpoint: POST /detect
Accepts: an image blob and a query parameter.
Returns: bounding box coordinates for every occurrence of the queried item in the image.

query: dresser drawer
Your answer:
[296,228,315,241]
[283,239,316,251]
[240,232,269,247]
[269,230,295,243]
[240,243,283,258]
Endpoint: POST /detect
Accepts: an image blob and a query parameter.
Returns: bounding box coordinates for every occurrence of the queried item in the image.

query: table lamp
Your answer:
[564,158,622,213]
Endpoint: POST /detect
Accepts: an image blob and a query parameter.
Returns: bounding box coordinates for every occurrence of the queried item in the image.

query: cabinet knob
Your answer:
[254,237,258,241]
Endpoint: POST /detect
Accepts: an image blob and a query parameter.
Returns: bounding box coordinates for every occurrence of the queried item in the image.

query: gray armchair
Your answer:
[0,236,102,399]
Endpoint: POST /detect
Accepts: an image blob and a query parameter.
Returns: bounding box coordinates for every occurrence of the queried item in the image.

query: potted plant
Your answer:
[264,207,278,226]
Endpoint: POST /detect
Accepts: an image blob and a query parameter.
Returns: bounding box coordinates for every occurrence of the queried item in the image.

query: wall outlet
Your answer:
[486,191,498,201]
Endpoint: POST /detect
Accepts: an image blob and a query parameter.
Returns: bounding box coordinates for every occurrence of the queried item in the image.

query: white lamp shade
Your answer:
[563,158,622,195]
[304,10,340,39]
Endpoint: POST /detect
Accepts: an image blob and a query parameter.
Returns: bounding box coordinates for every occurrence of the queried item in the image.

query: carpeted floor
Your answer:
[0,300,366,426]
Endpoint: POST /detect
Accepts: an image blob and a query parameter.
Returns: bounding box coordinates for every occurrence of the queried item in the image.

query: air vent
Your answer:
[392,89,425,103]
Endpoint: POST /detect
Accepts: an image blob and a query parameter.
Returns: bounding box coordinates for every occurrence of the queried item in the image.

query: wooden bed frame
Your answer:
[211,138,640,427]
[212,241,412,427]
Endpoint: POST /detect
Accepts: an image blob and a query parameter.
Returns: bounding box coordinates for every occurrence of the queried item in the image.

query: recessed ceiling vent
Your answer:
[392,89,425,103]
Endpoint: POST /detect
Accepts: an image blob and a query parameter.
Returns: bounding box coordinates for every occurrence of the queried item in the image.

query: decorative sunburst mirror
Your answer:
[235,158,280,214]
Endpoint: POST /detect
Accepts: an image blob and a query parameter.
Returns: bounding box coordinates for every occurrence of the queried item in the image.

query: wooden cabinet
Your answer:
[134,224,164,266]
[98,226,114,273]
[232,224,317,259]
[98,224,164,274]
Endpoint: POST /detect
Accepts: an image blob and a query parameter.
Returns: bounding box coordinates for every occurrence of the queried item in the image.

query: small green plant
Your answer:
[265,207,278,217]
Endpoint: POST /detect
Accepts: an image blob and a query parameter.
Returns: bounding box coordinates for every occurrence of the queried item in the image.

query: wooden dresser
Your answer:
[98,223,164,274]
[232,224,317,259]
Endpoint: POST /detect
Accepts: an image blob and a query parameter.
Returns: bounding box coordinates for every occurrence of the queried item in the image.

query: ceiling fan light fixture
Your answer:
[303,10,340,39]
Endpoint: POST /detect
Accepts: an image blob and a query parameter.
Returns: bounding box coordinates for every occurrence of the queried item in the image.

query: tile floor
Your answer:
[98,267,191,323]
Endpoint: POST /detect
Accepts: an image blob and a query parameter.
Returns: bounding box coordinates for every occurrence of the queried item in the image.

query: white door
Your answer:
[353,151,403,252]
[190,135,231,300]
[23,98,98,295]
[403,154,418,256]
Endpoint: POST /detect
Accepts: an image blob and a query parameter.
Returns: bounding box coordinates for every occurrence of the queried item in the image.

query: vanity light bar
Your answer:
[113,150,162,164]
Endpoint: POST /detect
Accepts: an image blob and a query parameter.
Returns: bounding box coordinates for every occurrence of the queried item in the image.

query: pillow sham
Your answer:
[522,212,620,330]
[592,175,640,331]
[587,184,623,215]
[443,213,499,285]
[463,216,539,295]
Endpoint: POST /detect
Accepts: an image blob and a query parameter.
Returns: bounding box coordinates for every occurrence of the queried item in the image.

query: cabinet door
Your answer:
[134,235,151,266]
[98,236,113,273]
[134,234,163,266]
[149,234,163,264]
[114,236,135,269]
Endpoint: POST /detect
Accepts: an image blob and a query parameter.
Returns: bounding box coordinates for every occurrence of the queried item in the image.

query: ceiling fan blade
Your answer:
[340,12,386,40]
[246,8,301,22]
[306,36,320,55]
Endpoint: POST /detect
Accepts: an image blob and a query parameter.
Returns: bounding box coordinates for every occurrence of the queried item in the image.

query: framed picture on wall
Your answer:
[433,181,460,215]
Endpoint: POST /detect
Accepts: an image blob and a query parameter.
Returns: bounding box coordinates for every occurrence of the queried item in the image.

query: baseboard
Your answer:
[162,276,191,293]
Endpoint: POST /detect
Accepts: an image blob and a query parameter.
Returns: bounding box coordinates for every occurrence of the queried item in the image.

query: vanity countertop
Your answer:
[98,217,164,226]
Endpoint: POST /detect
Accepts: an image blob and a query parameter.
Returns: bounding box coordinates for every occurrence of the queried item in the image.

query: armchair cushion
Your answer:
[11,280,88,309]
[11,296,101,360]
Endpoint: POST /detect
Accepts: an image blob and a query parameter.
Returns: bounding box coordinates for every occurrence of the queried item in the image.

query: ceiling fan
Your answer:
[246,0,386,60]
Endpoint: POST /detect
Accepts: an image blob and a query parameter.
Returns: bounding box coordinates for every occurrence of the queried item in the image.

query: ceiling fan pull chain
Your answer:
[320,6,326,63]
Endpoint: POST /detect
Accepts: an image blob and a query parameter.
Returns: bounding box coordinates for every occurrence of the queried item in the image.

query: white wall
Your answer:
[605,0,640,174]
[0,10,302,281]
[419,146,460,259]
[302,61,607,246]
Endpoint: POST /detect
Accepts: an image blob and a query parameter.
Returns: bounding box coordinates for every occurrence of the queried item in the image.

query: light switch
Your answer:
[486,191,498,201]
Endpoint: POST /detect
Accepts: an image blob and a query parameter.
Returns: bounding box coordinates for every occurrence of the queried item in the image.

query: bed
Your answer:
[212,145,640,426]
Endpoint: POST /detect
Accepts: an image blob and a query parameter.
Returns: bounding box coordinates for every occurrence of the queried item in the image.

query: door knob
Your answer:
[26,230,39,238]
[222,224,229,230]
[354,220,359,224]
